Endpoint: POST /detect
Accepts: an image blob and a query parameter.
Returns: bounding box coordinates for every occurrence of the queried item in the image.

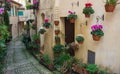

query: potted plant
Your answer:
[91,24,104,41]
[55,36,61,44]
[26,4,33,10]
[53,44,64,57]
[43,18,51,29]
[32,34,40,44]
[86,64,99,74]
[39,28,46,34]
[69,42,79,51]
[105,0,117,12]
[67,10,77,23]
[75,35,84,44]
[55,29,60,35]
[83,3,94,18]
[54,20,59,26]
[31,22,37,30]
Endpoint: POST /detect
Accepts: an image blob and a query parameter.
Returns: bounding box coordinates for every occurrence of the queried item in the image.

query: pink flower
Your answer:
[33,0,38,4]
[44,18,49,23]
[98,24,103,29]
[7,0,11,2]
[91,24,103,31]
[68,10,73,14]
[0,8,4,14]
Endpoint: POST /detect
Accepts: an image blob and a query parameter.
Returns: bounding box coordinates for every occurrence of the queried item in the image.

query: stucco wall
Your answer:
[10,16,19,39]
[57,0,120,73]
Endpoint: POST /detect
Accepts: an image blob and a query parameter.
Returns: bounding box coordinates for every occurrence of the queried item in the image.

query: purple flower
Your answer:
[0,8,4,14]
[44,18,49,23]
[98,24,103,29]
[91,26,95,31]
[68,10,73,14]
[33,0,39,4]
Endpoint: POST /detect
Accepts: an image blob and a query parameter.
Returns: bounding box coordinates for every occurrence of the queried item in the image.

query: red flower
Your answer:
[85,3,92,7]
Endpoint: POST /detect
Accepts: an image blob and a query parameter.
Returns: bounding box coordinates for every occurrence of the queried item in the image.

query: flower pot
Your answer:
[44,26,49,29]
[70,18,75,23]
[85,14,90,18]
[105,4,116,12]
[92,35,101,41]
[54,21,59,26]
[55,30,60,35]
[82,68,88,74]
[77,41,84,44]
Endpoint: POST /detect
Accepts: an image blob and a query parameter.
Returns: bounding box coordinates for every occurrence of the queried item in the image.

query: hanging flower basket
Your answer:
[54,20,59,26]
[67,10,77,23]
[85,14,90,18]
[91,24,104,41]
[105,4,116,12]
[70,18,75,24]
[75,35,84,44]
[92,35,101,41]
[43,18,51,29]
[39,28,46,34]
[83,3,94,18]
[55,29,60,35]
[104,0,117,12]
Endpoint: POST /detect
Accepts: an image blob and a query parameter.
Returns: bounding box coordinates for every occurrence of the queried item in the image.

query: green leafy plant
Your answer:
[53,44,64,53]
[40,54,52,65]
[106,0,117,5]
[75,36,84,42]
[86,64,99,74]
[32,34,40,41]
[83,3,94,15]
[26,4,33,9]
[67,11,77,20]
[39,28,46,34]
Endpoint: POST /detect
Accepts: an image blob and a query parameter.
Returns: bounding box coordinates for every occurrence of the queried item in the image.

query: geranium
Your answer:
[43,18,51,28]
[67,10,77,20]
[0,8,4,14]
[85,3,92,7]
[33,0,39,4]
[44,18,49,23]
[91,24,104,37]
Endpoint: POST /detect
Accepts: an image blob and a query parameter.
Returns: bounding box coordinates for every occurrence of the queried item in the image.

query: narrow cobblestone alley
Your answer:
[3,38,53,74]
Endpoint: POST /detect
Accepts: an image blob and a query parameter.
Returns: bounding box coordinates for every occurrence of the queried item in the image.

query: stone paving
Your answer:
[3,39,53,74]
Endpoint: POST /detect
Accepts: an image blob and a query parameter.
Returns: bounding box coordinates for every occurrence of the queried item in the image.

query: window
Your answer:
[18,11,24,16]
[88,50,95,64]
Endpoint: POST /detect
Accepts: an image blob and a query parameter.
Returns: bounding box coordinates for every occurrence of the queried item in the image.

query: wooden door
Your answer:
[65,17,75,56]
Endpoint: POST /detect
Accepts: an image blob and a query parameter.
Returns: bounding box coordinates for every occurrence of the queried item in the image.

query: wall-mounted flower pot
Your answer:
[54,21,59,26]
[55,30,60,35]
[85,14,90,18]
[77,41,84,44]
[105,4,115,12]
[92,35,101,41]
[70,18,75,23]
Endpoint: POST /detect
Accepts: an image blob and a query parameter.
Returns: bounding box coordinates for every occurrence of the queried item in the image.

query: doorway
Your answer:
[64,17,75,56]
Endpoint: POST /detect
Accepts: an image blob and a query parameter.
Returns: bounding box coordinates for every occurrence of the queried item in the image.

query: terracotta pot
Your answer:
[85,14,90,18]
[54,21,59,26]
[78,41,84,44]
[45,26,49,29]
[105,4,116,12]
[82,68,88,74]
[70,18,75,23]
[92,35,101,41]
[55,30,60,35]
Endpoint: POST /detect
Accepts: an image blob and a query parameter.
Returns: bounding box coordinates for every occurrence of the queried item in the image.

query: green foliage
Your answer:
[26,4,33,9]
[67,14,77,20]
[75,36,84,42]
[83,7,94,15]
[32,34,40,41]
[41,54,52,65]
[91,29,104,37]
[22,34,31,44]
[3,11,9,26]
[43,22,51,28]
[24,24,31,30]
[106,0,117,5]
[31,25,37,30]
[86,64,99,74]
[54,54,71,66]
[39,28,46,34]
[53,44,64,53]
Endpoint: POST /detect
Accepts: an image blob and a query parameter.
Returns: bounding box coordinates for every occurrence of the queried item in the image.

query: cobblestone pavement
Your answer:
[3,39,53,74]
